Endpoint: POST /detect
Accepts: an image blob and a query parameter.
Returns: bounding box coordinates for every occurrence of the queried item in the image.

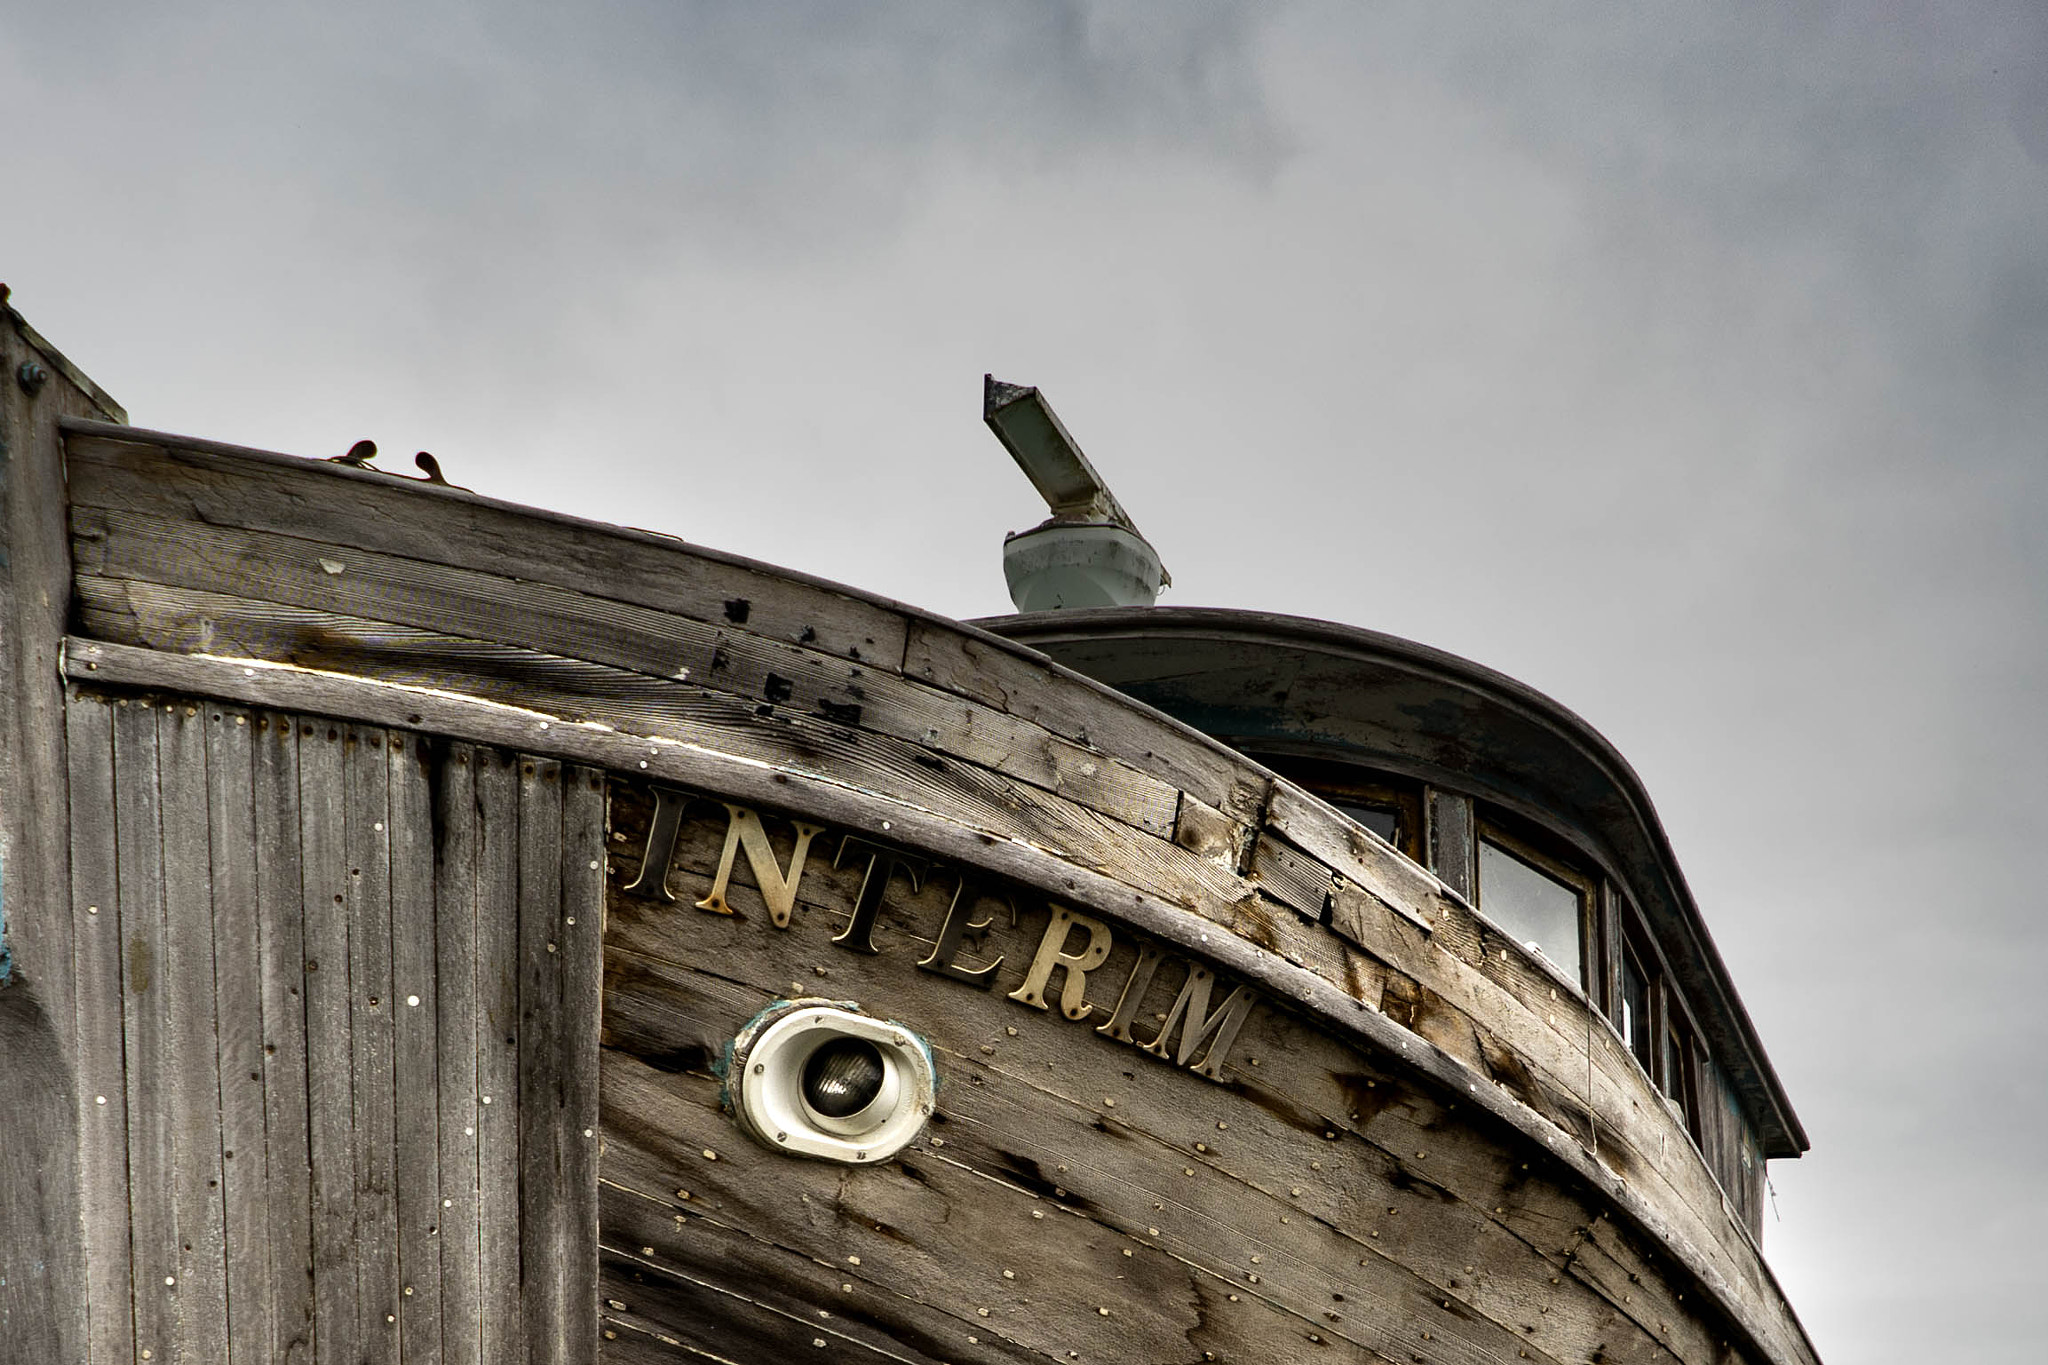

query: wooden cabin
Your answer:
[0,300,1820,1364]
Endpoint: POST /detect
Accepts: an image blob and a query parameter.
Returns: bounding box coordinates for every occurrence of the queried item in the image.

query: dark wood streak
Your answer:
[390,732,445,1362]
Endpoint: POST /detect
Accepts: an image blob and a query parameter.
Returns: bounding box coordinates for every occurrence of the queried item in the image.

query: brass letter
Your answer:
[1142,965,1258,1080]
[917,873,1006,987]
[1007,904,1113,1021]
[622,785,692,902]
[695,804,824,928]
[1095,939,1166,1043]
[831,836,928,955]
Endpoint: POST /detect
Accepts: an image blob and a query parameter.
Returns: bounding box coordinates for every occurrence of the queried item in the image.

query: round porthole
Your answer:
[727,998,935,1164]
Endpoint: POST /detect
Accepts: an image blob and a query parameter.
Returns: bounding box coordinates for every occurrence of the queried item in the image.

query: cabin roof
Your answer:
[978,605,1809,1159]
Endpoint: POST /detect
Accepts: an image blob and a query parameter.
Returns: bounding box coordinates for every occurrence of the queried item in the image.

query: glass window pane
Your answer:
[1621,949,1653,1073]
[1477,838,1582,983]
[1334,802,1400,848]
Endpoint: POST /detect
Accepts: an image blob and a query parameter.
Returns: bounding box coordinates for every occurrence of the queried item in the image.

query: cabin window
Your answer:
[1333,801,1401,849]
[1619,943,1654,1075]
[1663,1011,1695,1127]
[1475,830,1587,984]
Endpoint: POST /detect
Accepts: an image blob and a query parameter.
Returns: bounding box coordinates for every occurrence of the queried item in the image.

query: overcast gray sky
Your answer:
[7,4,2045,1359]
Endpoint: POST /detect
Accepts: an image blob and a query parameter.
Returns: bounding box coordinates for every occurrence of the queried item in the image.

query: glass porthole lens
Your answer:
[801,1037,886,1118]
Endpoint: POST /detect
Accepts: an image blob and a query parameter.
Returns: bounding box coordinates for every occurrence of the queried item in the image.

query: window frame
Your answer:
[1472,816,1597,993]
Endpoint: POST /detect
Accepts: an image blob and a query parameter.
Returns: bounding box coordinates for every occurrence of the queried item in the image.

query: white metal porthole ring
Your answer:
[727,999,936,1164]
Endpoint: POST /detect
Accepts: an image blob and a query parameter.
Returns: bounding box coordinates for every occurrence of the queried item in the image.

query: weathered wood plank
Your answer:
[113,698,175,1363]
[64,425,910,670]
[596,797,1757,1365]
[71,512,1177,838]
[595,1226,1015,1365]
[161,701,230,1359]
[1427,787,1476,899]
[473,748,525,1360]
[0,308,91,1364]
[596,1180,1043,1365]
[388,731,444,1362]
[346,725,402,1361]
[208,702,276,1365]
[559,767,607,1359]
[66,692,134,1363]
[255,711,316,1363]
[433,743,484,1365]
[70,585,1236,920]
[299,718,360,1365]
[517,757,568,1363]
[604,1047,1514,1365]
[1265,780,1441,932]
[598,886,1656,1365]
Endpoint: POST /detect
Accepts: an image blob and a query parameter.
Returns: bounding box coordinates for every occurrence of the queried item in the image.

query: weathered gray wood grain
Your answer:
[207,702,276,1365]
[433,743,484,1365]
[64,425,909,671]
[597,847,1667,1365]
[473,748,525,1360]
[299,719,360,1365]
[388,731,444,1362]
[161,702,231,1359]
[255,711,316,1363]
[902,616,1265,825]
[66,693,135,1363]
[517,758,568,1363]
[559,767,607,1360]
[346,726,402,1362]
[595,1224,1018,1365]
[69,582,1252,926]
[0,308,94,1363]
[71,509,1178,838]
[113,699,175,1362]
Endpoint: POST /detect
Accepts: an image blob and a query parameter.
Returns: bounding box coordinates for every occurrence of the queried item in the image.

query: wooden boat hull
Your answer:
[0,306,1819,1364]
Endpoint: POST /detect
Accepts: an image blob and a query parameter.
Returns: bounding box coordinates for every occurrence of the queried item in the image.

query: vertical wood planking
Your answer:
[255,712,315,1363]
[210,703,274,1365]
[516,757,566,1363]
[1427,787,1475,899]
[161,701,230,1358]
[113,699,174,1363]
[67,694,133,1363]
[474,749,524,1360]
[300,719,359,1365]
[76,694,600,1358]
[434,744,483,1365]
[347,726,401,1362]
[389,732,444,1361]
[557,767,606,1357]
